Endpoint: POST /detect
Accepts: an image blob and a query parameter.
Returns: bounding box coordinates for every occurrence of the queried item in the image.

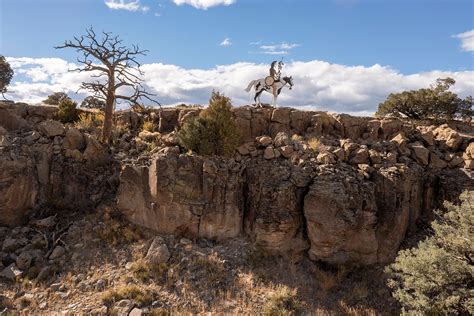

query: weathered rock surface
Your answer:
[2,101,474,267]
[117,153,244,239]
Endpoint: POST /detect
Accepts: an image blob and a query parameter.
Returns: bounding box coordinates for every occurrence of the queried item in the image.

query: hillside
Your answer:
[0,101,473,314]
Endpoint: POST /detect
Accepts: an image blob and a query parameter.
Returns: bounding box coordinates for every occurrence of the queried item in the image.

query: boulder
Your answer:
[38,120,65,137]
[274,132,290,147]
[49,246,66,260]
[333,148,345,161]
[83,134,108,166]
[0,264,23,281]
[317,152,336,165]
[256,136,273,147]
[433,125,462,151]
[411,143,430,166]
[263,146,276,159]
[145,237,170,264]
[63,128,85,151]
[117,154,244,239]
[236,143,251,156]
[350,148,369,164]
[429,153,448,169]
[271,108,291,125]
[279,145,294,158]
[369,149,382,164]
[0,158,37,226]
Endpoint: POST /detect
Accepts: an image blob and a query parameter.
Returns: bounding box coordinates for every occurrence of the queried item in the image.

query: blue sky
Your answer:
[0,0,473,114]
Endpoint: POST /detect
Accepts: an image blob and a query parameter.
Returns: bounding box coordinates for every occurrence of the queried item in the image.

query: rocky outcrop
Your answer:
[2,101,474,267]
[0,102,114,227]
[117,153,244,239]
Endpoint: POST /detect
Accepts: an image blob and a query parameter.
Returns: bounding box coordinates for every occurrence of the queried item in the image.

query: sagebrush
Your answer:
[386,191,474,315]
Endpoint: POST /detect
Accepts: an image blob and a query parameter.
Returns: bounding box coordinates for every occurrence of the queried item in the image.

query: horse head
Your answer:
[282,76,294,90]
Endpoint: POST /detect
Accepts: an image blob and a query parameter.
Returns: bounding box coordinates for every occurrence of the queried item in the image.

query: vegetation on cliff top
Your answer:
[178,91,240,156]
[376,78,473,122]
[0,55,13,99]
[386,191,474,315]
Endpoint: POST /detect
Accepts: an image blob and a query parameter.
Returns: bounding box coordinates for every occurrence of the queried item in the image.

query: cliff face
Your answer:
[1,101,473,265]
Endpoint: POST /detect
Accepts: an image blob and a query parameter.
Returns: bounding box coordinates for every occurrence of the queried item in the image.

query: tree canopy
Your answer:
[376,78,473,121]
[0,55,14,99]
[43,92,70,105]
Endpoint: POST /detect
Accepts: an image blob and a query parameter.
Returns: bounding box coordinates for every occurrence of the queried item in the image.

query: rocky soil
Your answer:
[1,101,473,314]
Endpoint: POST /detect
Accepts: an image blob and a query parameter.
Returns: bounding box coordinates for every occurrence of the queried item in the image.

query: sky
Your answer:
[0,0,473,115]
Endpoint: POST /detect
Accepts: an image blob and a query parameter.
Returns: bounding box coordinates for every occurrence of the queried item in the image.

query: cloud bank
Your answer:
[453,29,474,52]
[5,57,474,116]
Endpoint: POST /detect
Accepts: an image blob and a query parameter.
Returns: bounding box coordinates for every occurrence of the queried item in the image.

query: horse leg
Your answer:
[255,89,263,107]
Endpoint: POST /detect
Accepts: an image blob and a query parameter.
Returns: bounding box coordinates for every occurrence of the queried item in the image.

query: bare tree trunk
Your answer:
[101,77,115,143]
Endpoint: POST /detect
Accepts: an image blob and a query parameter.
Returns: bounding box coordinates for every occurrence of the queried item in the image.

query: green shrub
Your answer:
[376,78,473,121]
[43,92,70,105]
[386,191,474,315]
[177,91,240,156]
[0,55,13,97]
[55,98,80,123]
[80,96,105,110]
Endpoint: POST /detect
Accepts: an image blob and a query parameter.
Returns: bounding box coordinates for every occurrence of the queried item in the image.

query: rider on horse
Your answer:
[267,60,283,94]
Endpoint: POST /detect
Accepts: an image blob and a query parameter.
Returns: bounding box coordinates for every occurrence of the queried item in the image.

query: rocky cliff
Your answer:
[1,101,473,266]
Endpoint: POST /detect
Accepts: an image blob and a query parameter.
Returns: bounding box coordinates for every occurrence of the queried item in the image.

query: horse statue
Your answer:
[244,75,294,107]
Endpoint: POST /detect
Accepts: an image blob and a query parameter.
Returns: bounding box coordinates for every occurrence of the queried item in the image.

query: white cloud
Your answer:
[173,0,235,10]
[219,38,232,46]
[104,0,149,13]
[5,57,474,116]
[453,29,474,52]
[258,42,300,55]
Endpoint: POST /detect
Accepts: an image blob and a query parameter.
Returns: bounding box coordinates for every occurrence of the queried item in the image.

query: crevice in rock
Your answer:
[296,178,314,251]
[241,167,252,236]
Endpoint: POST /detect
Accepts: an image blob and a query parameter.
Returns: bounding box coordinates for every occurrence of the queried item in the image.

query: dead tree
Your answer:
[56,27,159,143]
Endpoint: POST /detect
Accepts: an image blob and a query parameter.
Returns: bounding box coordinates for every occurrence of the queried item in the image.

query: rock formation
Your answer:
[1,101,473,266]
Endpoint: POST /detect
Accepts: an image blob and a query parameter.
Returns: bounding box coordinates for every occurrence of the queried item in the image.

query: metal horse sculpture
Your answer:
[245,76,294,107]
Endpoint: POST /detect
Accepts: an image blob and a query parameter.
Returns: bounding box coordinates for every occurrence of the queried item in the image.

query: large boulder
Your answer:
[0,158,37,226]
[63,127,85,151]
[243,160,310,254]
[117,154,244,239]
[304,164,424,264]
[38,120,65,137]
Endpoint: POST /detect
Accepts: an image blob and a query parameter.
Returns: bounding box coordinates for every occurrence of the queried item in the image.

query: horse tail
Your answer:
[245,80,258,92]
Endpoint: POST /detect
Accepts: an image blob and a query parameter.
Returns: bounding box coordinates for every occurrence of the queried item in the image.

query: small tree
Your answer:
[386,192,474,315]
[178,91,240,156]
[376,78,473,121]
[81,96,106,110]
[56,98,80,123]
[56,27,158,143]
[0,55,14,99]
[43,92,70,105]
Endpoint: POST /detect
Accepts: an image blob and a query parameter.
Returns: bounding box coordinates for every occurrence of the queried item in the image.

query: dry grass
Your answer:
[308,137,321,151]
[96,216,141,246]
[101,285,153,307]
[75,112,105,130]
[339,300,377,316]
[142,119,155,132]
[313,266,347,292]
[262,285,302,316]
[191,254,226,286]
[291,134,304,142]
[131,260,169,283]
